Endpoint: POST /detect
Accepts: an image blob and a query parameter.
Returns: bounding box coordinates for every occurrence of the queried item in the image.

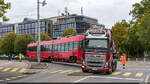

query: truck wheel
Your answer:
[106,70,112,74]
[82,69,88,73]
[112,61,117,72]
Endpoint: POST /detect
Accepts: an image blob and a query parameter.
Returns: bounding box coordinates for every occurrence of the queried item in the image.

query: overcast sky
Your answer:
[5,0,142,28]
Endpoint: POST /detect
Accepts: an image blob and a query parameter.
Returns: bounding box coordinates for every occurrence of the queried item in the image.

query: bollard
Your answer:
[144,58,146,62]
[128,58,130,61]
[136,58,138,62]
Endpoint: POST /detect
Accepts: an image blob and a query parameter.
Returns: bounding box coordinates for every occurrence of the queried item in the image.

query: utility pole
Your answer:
[37,0,47,64]
[37,0,40,64]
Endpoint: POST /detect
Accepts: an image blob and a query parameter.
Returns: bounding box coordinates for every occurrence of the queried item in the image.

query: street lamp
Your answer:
[37,0,47,63]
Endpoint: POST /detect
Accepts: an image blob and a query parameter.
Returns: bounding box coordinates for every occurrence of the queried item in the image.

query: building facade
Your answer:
[0,24,15,38]
[52,14,99,39]
[0,14,104,39]
[0,18,53,38]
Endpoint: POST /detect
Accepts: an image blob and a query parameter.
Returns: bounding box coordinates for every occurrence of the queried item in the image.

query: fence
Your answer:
[127,57,150,62]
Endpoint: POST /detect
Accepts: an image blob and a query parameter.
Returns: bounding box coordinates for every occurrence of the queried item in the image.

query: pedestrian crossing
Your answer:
[112,72,143,77]
[50,69,82,74]
[49,69,144,78]
[0,66,27,73]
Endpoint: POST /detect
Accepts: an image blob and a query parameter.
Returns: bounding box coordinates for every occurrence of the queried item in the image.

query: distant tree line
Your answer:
[0,32,51,58]
[112,0,150,57]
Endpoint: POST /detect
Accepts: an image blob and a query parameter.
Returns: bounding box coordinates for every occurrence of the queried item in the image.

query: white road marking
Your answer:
[5,78,11,81]
[17,75,23,78]
[74,76,90,83]
[10,77,18,79]
[73,76,143,83]
[0,80,3,81]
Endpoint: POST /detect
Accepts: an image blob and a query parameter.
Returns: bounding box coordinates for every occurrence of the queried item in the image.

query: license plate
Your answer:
[92,68,97,70]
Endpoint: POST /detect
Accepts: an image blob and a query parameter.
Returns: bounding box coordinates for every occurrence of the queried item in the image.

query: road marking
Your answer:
[17,75,24,78]
[69,70,81,74]
[73,70,81,72]
[0,67,3,69]
[5,78,11,80]
[19,68,26,73]
[60,70,73,73]
[136,73,143,77]
[112,72,121,75]
[10,68,18,72]
[50,70,64,73]
[123,72,131,76]
[74,76,90,83]
[74,76,143,83]
[0,80,3,81]
[2,68,10,72]
[10,77,18,79]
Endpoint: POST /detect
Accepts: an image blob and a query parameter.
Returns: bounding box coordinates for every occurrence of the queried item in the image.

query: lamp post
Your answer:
[37,0,47,63]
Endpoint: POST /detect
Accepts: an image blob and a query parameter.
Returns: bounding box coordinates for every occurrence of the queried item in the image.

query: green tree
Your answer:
[137,14,150,53]
[112,23,129,54]
[61,27,77,37]
[130,0,150,20]
[14,34,35,55]
[0,32,16,57]
[0,0,11,21]
[40,32,51,41]
[0,38,2,54]
[127,25,144,57]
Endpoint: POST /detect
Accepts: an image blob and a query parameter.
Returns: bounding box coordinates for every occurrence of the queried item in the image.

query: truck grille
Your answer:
[85,54,106,68]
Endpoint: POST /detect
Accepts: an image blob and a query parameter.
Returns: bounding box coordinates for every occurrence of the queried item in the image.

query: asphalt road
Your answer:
[0,60,29,84]
[9,61,150,83]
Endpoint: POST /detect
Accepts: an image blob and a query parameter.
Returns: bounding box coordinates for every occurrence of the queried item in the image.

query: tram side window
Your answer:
[61,43,64,52]
[55,44,58,52]
[65,43,68,52]
[74,41,78,50]
[69,42,73,50]
[41,45,44,52]
[49,45,52,52]
[57,44,60,52]
[28,46,37,52]
[46,45,50,52]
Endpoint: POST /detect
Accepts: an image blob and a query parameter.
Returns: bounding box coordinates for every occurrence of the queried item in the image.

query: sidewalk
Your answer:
[118,61,150,66]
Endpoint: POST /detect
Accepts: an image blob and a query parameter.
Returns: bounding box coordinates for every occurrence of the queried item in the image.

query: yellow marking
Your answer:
[2,68,10,72]
[10,68,18,72]
[123,72,131,76]
[136,73,143,77]
[60,70,73,73]
[0,67,3,69]
[112,72,121,75]
[50,70,64,73]
[74,70,81,72]
[68,70,81,74]
[19,68,26,73]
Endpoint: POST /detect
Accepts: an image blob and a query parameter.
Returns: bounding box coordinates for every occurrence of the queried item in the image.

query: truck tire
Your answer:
[106,69,112,74]
[82,69,88,73]
[112,61,117,72]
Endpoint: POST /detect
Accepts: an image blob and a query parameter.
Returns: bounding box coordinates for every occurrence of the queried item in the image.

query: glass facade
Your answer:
[53,15,98,39]
[18,20,46,36]
[0,25,14,38]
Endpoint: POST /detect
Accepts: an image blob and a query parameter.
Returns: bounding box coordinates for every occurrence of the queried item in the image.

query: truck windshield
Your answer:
[85,39,108,49]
